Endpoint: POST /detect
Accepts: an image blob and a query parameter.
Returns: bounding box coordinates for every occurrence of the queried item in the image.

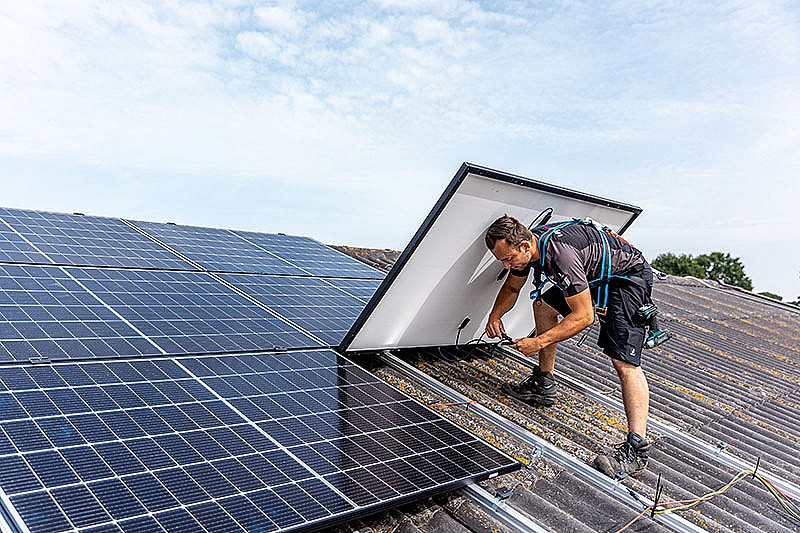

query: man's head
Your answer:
[485,215,536,270]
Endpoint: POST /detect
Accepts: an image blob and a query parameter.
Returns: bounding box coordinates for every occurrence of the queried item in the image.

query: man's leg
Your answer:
[612,359,649,437]
[593,281,652,477]
[501,297,561,406]
[533,299,559,372]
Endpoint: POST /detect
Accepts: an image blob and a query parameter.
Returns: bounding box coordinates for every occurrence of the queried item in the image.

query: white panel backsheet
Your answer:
[347,171,638,351]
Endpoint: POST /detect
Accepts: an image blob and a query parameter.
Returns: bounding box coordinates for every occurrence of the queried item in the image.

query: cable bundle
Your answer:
[616,469,800,532]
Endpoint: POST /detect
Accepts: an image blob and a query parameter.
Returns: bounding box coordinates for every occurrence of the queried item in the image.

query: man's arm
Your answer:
[485,273,527,338]
[513,288,594,356]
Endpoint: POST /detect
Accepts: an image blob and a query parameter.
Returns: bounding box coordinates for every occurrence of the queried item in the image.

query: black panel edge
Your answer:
[339,162,472,352]
[340,162,643,352]
[286,461,521,533]
[465,163,643,215]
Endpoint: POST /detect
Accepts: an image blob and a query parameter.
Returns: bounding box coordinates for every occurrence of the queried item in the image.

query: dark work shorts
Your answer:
[540,263,653,366]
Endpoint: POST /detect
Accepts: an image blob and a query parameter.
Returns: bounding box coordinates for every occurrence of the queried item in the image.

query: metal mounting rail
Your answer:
[463,483,550,533]
[500,348,800,502]
[378,351,705,533]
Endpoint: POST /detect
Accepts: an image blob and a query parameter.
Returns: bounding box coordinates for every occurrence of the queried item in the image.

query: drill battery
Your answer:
[635,303,673,349]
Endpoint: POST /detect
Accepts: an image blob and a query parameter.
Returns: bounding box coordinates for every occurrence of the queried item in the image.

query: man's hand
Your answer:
[513,337,544,357]
[485,316,505,338]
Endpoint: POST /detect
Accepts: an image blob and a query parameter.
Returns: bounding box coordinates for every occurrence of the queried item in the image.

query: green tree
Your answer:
[651,251,753,291]
[758,291,782,301]
[695,252,753,290]
[651,253,705,278]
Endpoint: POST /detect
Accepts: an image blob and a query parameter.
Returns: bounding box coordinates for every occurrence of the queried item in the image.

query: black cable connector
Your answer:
[455,316,470,346]
[651,473,663,519]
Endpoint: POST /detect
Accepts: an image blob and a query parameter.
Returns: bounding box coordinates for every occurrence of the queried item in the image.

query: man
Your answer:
[484,215,653,477]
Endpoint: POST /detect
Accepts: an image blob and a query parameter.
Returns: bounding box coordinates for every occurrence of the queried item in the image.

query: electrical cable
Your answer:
[437,346,458,363]
[463,332,486,358]
[614,469,800,532]
[486,335,513,358]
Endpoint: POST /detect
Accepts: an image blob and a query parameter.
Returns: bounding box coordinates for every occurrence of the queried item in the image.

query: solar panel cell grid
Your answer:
[0,264,161,362]
[324,277,382,302]
[67,267,321,354]
[235,231,384,279]
[0,207,513,532]
[0,357,356,532]
[129,221,307,276]
[0,208,195,270]
[0,221,51,264]
[0,351,516,532]
[219,273,368,346]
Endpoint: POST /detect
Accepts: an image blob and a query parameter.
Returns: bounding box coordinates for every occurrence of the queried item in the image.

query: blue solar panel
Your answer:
[129,220,307,276]
[219,274,368,346]
[67,268,321,354]
[0,208,196,270]
[0,351,517,532]
[324,278,382,302]
[0,264,161,363]
[0,220,51,264]
[0,356,332,531]
[235,231,384,279]
[0,207,519,533]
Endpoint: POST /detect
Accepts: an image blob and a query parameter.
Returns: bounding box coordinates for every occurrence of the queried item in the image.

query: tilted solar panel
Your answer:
[219,274,367,346]
[235,231,385,280]
[0,350,517,532]
[128,221,307,276]
[0,208,196,271]
[67,268,322,354]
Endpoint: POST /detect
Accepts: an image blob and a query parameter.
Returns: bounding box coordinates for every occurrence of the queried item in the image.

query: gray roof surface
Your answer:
[331,247,800,533]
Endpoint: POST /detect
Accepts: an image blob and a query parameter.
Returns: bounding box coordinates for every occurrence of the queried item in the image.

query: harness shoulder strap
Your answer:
[528,219,586,301]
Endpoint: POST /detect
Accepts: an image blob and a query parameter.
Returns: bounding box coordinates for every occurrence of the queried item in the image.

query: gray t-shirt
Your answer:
[511,223,645,297]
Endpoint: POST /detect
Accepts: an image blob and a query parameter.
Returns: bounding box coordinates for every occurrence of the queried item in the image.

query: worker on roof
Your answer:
[484,215,654,477]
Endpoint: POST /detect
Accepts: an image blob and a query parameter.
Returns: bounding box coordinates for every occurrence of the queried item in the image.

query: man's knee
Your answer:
[534,300,559,331]
[612,358,641,378]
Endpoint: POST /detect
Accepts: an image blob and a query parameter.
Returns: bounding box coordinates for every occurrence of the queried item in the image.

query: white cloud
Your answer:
[236,31,281,59]
[411,16,451,42]
[253,5,306,35]
[0,0,799,297]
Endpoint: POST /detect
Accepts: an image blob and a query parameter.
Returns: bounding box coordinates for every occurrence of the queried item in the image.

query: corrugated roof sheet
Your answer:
[332,247,800,533]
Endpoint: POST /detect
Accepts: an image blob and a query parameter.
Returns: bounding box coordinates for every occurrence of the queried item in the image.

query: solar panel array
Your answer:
[68,268,320,354]
[234,231,385,279]
[0,208,197,271]
[217,274,367,346]
[0,207,518,532]
[130,221,306,276]
[0,264,162,363]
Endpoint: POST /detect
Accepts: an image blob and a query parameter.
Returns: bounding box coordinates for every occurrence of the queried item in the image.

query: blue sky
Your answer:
[1,1,798,299]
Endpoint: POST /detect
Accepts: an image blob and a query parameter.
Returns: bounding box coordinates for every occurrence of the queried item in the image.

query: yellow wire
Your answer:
[754,473,800,520]
[653,471,749,514]
[617,468,800,532]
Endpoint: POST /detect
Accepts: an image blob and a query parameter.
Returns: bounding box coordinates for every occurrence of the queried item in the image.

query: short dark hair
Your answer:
[485,215,532,250]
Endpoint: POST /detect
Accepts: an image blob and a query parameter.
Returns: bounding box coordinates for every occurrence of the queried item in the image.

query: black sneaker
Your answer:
[501,365,557,406]
[593,432,651,478]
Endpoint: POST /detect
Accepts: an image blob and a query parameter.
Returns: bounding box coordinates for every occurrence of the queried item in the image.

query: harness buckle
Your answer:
[595,306,608,319]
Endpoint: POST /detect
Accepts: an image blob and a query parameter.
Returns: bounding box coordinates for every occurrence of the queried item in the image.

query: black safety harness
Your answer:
[528,218,648,317]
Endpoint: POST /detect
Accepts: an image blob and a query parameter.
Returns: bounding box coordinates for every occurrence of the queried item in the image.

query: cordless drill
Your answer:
[636,303,672,349]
